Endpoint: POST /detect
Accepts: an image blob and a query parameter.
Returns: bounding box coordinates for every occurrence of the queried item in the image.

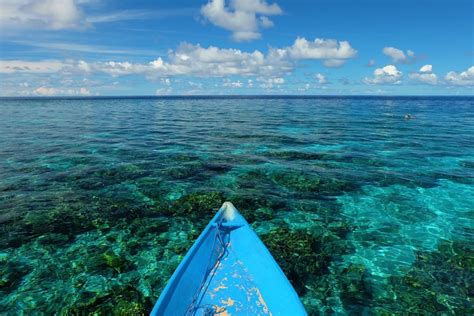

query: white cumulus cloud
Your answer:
[259,16,273,28]
[272,77,284,84]
[34,87,59,96]
[419,64,432,73]
[78,87,91,95]
[148,42,293,77]
[286,37,357,67]
[0,1,185,32]
[444,66,474,86]
[0,38,357,82]
[201,0,282,41]
[383,47,416,64]
[315,73,327,84]
[0,60,67,73]
[223,79,244,87]
[258,77,284,88]
[161,78,171,85]
[94,61,150,76]
[409,64,438,85]
[364,65,402,84]
[0,0,84,30]
[34,86,91,96]
[155,87,173,95]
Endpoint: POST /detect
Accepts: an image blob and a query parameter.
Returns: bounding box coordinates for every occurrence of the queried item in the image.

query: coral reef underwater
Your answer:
[0,97,473,314]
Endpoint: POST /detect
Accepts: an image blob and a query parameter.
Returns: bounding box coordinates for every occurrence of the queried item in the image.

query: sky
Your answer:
[0,0,473,96]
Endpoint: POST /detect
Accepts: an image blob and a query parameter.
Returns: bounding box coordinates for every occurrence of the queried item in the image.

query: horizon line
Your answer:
[1,94,473,99]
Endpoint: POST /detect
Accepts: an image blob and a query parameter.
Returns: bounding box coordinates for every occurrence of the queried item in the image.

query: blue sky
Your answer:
[0,0,472,96]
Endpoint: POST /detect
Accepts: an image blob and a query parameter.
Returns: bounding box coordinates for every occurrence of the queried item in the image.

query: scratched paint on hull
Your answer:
[195,241,272,315]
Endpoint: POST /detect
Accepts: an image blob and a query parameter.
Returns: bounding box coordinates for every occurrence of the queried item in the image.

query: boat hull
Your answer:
[151,202,307,315]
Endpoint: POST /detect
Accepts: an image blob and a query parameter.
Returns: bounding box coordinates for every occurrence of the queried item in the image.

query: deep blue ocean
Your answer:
[0,96,473,314]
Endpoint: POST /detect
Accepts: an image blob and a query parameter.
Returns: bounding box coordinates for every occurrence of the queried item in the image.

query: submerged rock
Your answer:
[164,163,203,180]
[171,191,225,219]
[230,192,287,223]
[384,239,474,314]
[266,151,329,161]
[66,284,151,315]
[102,250,130,273]
[338,264,373,306]
[0,260,31,292]
[260,225,333,296]
[270,169,357,196]
[22,203,93,239]
[271,171,322,192]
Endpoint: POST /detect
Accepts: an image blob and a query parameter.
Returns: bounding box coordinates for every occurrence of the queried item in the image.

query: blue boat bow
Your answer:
[151,202,307,316]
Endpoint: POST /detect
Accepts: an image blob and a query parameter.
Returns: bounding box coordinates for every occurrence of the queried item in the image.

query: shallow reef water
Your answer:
[0,96,473,314]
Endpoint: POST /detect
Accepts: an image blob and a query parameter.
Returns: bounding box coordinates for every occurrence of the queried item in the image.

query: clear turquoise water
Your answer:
[0,96,473,314]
